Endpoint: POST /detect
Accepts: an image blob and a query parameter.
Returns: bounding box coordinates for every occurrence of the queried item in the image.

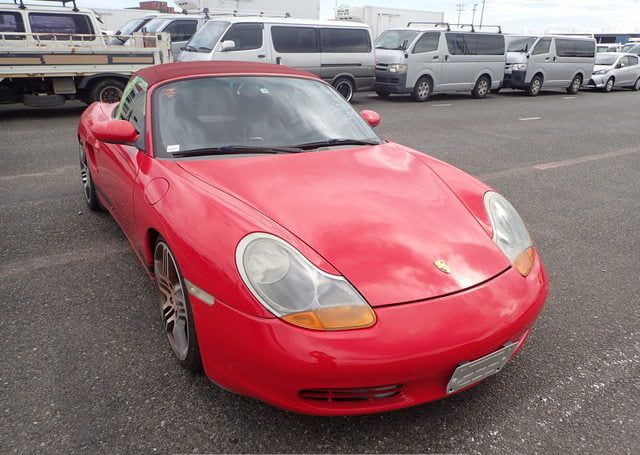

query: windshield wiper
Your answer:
[171,145,303,158]
[195,46,212,52]
[294,138,381,150]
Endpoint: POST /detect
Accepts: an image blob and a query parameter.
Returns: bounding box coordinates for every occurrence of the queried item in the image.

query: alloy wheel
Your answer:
[99,85,123,103]
[418,81,430,98]
[154,242,190,361]
[335,80,353,102]
[478,79,489,96]
[79,145,92,204]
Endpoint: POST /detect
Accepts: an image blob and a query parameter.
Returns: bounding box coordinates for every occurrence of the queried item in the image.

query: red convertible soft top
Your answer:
[135,61,321,86]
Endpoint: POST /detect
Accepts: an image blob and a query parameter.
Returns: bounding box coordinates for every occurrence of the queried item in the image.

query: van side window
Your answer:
[0,12,25,39]
[163,20,197,42]
[320,28,370,53]
[271,26,319,53]
[222,23,263,51]
[413,33,439,54]
[555,39,595,58]
[532,38,551,55]
[28,13,94,38]
[445,33,465,55]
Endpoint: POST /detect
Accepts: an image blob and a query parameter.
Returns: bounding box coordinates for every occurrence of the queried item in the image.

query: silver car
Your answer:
[588,52,640,92]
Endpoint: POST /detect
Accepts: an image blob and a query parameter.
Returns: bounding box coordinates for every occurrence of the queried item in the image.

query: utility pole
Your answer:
[471,3,478,26]
[455,3,465,27]
[479,0,487,28]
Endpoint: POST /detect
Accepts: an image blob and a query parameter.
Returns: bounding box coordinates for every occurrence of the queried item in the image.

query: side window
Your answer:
[413,32,439,54]
[471,34,505,55]
[115,76,148,134]
[320,28,371,53]
[221,23,263,51]
[445,33,465,55]
[28,13,94,37]
[619,56,630,67]
[0,12,25,39]
[532,38,551,55]
[556,39,595,58]
[163,20,197,42]
[271,26,319,53]
[629,55,639,66]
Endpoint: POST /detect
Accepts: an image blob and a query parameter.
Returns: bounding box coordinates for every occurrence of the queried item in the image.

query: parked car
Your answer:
[77,61,548,416]
[108,14,158,45]
[596,44,622,53]
[139,14,209,60]
[588,52,640,92]
[374,24,506,101]
[178,17,375,102]
[621,43,640,56]
[502,35,596,96]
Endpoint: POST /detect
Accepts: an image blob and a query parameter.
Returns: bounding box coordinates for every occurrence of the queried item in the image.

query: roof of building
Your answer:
[135,61,320,86]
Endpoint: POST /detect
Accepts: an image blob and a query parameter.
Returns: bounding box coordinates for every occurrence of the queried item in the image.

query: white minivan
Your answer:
[502,35,596,96]
[178,17,375,101]
[373,24,506,101]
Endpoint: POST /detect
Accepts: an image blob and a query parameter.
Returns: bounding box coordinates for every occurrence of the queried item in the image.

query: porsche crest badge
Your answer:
[434,259,451,274]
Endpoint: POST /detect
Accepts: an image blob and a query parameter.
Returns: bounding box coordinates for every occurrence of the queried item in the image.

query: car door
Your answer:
[269,25,321,75]
[407,32,442,90]
[628,55,640,84]
[216,22,268,62]
[96,77,147,236]
[163,19,198,60]
[441,33,474,91]
[617,56,633,84]
[528,37,552,85]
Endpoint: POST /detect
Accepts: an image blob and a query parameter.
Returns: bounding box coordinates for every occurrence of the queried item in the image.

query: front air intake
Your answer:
[298,384,404,402]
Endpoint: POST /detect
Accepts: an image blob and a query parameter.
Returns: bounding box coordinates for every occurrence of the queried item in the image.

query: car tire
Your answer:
[566,74,583,94]
[89,78,125,104]
[632,77,640,91]
[154,238,202,373]
[79,143,101,212]
[376,90,390,98]
[411,76,432,102]
[603,77,615,93]
[471,75,491,99]
[526,75,543,96]
[333,77,354,102]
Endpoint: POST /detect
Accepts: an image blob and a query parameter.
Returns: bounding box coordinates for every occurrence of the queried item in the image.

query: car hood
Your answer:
[375,48,406,65]
[506,51,527,64]
[177,144,510,306]
[593,64,613,72]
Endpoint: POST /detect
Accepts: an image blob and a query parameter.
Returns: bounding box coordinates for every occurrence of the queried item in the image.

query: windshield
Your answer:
[108,18,148,44]
[144,18,171,33]
[184,20,228,51]
[375,30,420,50]
[595,54,619,65]
[507,36,537,52]
[152,76,382,158]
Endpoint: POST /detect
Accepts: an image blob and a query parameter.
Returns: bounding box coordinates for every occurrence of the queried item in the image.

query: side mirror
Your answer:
[219,40,236,52]
[92,120,139,145]
[360,110,381,128]
[115,30,121,36]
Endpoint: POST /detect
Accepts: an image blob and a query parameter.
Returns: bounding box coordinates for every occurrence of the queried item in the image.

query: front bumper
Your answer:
[502,70,528,89]
[192,258,548,416]
[374,70,410,93]
[588,74,608,88]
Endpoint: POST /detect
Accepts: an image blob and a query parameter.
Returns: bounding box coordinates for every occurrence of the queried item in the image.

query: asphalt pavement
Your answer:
[1,87,639,454]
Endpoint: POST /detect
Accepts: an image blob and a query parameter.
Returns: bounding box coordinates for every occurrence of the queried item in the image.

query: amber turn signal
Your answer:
[282,305,377,331]
[514,247,536,276]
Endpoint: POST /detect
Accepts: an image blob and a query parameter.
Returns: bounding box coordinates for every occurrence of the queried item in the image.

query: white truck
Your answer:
[335,5,444,39]
[0,0,171,107]
[177,0,320,19]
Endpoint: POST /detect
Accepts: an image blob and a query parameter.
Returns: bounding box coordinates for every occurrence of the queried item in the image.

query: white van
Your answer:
[502,35,596,96]
[178,17,375,101]
[373,24,506,101]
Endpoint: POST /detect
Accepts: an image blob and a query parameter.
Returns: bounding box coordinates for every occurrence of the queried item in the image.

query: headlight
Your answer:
[236,233,376,330]
[593,69,608,75]
[484,192,536,276]
[388,64,408,73]
[511,63,528,71]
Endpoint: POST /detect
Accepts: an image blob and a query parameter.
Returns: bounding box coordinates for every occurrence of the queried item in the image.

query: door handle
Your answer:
[445,55,449,61]
[258,54,266,59]
[553,56,557,62]
[545,57,550,61]
[433,56,439,60]
[276,56,282,65]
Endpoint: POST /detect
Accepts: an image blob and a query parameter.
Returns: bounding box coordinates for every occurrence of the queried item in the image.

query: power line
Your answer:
[455,2,465,27]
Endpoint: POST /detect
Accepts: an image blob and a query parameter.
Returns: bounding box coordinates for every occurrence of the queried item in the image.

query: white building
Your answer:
[176,0,320,19]
[335,5,444,38]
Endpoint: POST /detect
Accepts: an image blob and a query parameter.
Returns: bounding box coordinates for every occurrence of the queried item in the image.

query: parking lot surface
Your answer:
[1,89,639,454]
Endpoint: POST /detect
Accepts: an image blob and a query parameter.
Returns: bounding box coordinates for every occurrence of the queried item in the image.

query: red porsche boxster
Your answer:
[77,61,548,416]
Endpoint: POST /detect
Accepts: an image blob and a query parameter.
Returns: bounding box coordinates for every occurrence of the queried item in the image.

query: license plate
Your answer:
[446,343,518,394]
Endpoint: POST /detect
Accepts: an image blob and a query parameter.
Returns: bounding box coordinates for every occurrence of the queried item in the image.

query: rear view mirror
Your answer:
[92,120,139,145]
[220,40,236,52]
[360,110,381,128]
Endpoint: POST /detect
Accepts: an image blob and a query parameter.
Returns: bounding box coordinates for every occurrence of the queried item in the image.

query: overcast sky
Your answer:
[66,0,640,34]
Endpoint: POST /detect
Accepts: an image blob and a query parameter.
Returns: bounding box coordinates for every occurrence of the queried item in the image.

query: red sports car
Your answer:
[77,61,548,416]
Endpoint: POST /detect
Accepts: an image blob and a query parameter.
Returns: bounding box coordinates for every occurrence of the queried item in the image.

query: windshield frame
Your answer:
[183,20,229,52]
[507,36,537,53]
[148,75,383,159]
[375,29,420,51]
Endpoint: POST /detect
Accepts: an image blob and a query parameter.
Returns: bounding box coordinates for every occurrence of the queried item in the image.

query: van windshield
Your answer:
[184,21,229,52]
[508,36,537,52]
[375,30,420,50]
[109,18,149,44]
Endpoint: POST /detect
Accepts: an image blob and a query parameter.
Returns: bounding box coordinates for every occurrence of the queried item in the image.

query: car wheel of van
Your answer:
[89,78,125,104]
[79,143,101,212]
[333,78,354,102]
[603,77,615,93]
[376,90,390,98]
[526,75,543,96]
[632,77,640,91]
[566,74,583,94]
[154,239,202,373]
[412,77,432,102]
[472,76,491,99]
